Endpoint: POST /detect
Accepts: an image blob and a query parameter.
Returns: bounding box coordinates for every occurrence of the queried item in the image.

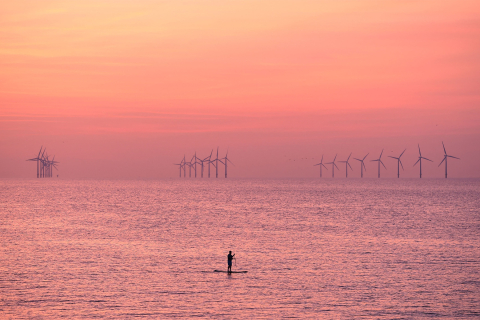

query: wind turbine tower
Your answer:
[371,149,387,178]
[388,149,406,178]
[439,142,459,178]
[339,153,353,178]
[353,153,368,178]
[313,155,328,178]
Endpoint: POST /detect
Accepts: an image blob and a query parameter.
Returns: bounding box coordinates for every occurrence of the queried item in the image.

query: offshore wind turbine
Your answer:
[325,154,339,178]
[413,144,432,178]
[50,155,59,178]
[188,155,195,177]
[388,149,406,178]
[26,146,43,178]
[353,153,368,178]
[182,155,186,177]
[339,153,353,178]
[205,150,213,178]
[439,141,459,178]
[196,153,206,178]
[214,147,220,178]
[222,150,234,178]
[174,156,184,177]
[313,155,328,178]
[371,149,387,178]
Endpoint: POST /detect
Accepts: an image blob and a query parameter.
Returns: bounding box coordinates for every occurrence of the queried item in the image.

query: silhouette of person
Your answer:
[227,251,235,273]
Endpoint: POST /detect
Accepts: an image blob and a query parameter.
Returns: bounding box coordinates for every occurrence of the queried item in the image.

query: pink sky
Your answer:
[1,0,479,178]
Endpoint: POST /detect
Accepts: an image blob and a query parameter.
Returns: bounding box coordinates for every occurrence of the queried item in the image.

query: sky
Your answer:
[1,0,479,179]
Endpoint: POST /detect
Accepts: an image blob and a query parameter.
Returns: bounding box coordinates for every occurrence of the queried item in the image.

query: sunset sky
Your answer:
[1,0,479,178]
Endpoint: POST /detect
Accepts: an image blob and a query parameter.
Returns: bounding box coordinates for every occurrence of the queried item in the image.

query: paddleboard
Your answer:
[214,270,247,273]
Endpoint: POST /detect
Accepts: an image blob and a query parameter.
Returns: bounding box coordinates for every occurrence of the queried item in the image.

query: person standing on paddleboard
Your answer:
[227,251,235,273]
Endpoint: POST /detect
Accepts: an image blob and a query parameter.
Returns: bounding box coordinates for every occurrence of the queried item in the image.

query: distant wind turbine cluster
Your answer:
[175,148,233,178]
[27,146,59,178]
[314,142,459,178]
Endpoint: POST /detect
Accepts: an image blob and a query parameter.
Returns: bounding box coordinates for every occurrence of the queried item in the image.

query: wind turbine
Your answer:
[174,156,184,178]
[205,150,213,178]
[188,155,195,177]
[193,151,200,178]
[182,155,186,177]
[371,149,386,178]
[50,155,59,177]
[339,153,353,178]
[313,155,328,177]
[353,153,368,178]
[39,148,47,178]
[222,150,234,178]
[26,146,43,178]
[214,147,220,178]
[388,149,406,178]
[439,141,459,178]
[196,153,206,178]
[413,145,432,178]
[325,154,339,178]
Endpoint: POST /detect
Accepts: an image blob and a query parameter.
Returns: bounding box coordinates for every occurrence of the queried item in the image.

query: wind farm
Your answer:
[174,148,233,178]
[26,147,59,178]
[310,142,461,178]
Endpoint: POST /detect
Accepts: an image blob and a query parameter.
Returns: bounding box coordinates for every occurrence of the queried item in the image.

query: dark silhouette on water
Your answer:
[227,251,235,274]
[388,149,406,178]
[439,141,459,178]
[313,154,328,178]
[354,153,369,178]
[414,144,432,178]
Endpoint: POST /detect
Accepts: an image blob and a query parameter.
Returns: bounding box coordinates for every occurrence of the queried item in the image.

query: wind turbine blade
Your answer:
[442,141,446,155]
[448,155,460,160]
[227,158,234,166]
[413,159,420,166]
[400,160,404,170]
[418,144,421,156]
[322,164,328,169]
[400,149,406,157]
[347,152,352,161]
[363,153,369,160]
[353,158,361,161]
[334,163,339,170]
[424,157,433,162]
[333,154,337,162]
[438,156,446,166]
[388,156,396,159]
[348,162,352,170]
[380,160,386,169]
[380,149,384,158]
[363,162,367,171]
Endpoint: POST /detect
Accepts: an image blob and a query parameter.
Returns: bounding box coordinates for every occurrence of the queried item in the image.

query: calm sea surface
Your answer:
[1,179,479,319]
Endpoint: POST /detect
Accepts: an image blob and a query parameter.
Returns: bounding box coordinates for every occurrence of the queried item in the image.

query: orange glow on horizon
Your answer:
[1,0,479,178]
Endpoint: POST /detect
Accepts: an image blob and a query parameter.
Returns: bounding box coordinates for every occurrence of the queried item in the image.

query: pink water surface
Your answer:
[1,179,479,318]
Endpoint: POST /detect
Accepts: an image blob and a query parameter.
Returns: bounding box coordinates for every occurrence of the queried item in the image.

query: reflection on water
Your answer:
[1,179,479,318]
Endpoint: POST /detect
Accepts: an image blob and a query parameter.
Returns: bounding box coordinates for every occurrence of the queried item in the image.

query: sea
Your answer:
[1,178,479,319]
